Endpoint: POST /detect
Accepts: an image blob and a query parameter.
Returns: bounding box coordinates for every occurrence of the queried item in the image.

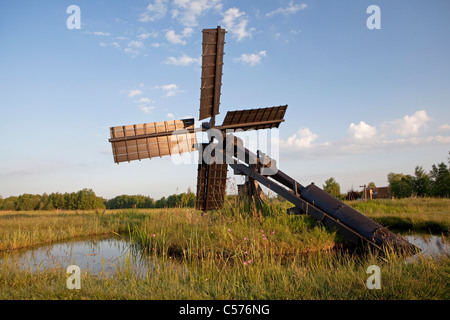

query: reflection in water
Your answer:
[403,234,449,263]
[0,235,187,278]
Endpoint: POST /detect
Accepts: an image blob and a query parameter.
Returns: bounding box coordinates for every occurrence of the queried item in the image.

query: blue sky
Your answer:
[1,0,449,199]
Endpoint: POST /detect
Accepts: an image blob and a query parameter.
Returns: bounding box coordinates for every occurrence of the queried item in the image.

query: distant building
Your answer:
[367,187,391,199]
[346,190,362,200]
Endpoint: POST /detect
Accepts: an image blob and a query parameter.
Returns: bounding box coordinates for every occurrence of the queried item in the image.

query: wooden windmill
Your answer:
[108,26,288,212]
[108,26,418,253]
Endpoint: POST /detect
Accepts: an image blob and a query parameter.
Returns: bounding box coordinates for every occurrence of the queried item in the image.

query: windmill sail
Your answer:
[199,27,226,122]
[220,105,288,131]
[109,119,196,164]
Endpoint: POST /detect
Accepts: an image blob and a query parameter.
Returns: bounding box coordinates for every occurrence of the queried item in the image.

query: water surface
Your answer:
[403,234,449,263]
[0,235,150,276]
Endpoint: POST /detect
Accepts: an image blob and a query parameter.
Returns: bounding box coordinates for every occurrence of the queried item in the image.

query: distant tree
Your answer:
[73,189,105,210]
[135,195,154,208]
[166,194,179,207]
[430,162,450,197]
[49,192,65,210]
[155,197,167,208]
[0,189,104,211]
[1,197,17,210]
[412,166,431,197]
[106,194,153,209]
[367,182,376,189]
[16,194,41,211]
[323,177,341,198]
[387,173,413,198]
[65,192,78,210]
[39,193,54,210]
[183,191,197,207]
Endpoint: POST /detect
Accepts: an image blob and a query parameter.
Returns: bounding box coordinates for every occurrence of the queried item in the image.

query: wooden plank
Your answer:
[111,126,125,138]
[135,124,145,136]
[115,154,129,163]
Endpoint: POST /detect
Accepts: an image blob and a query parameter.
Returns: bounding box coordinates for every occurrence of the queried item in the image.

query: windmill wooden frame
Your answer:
[109,26,287,212]
[108,26,417,253]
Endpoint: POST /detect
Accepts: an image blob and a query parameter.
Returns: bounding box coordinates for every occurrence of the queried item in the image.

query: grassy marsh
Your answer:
[0,198,449,300]
[346,198,450,234]
[1,246,448,300]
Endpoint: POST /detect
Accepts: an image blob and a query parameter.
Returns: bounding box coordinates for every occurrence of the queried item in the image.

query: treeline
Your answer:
[105,192,196,209]
[323,158,450,200]
[2,159,448,211]
[0,189,105,211]
[388,161,450,198]
[0,188,197,211]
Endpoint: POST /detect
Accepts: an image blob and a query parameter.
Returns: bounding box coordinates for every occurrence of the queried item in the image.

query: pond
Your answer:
[1,233,448,276]
[0,235,163,277]
[403,233,449,263]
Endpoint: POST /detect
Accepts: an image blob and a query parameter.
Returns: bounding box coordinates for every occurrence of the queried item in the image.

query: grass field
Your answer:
[346,198,449,234]
[0,198,448,299]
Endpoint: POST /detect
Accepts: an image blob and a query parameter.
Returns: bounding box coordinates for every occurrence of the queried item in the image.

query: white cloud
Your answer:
[140,0,168,22]
[128,89,143,97]
[164,54,201,66]
[137,32,157,40]
[266,1,307,17]
[99,42,108,47]
[283,128,318,149]
[234,51,267,66]
[137,33,151,40]
[172,0,223,27]
[94,31,111,36]
[139,105,156,113]
[166,30,185,45]
[111,42,121,48]
[163,84,183,96]
[167,113,175,118]
[154,84,183,97]
[161,84,177,91]
[394,110,430,136]
[221,7,253,41]
[161,84,178,96]
[128,89,156,112]
[438,123,450,131]
[124,48,140,57]
[134,97,155,104]
[165,28,193,45]
[277,109,449,160]
[409,135,450,145]
[123,41,145,57]
[182,27,194,37]
[128,40,144,48]
[348,121,377,141]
